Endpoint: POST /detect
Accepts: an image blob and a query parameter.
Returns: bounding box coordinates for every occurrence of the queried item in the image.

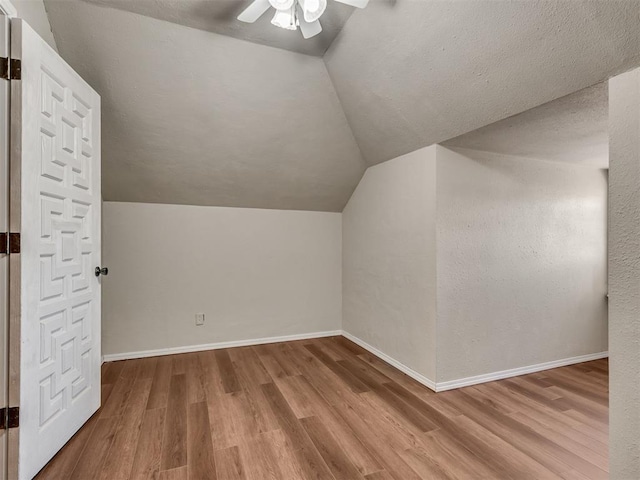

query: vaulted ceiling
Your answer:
[324,0,639,167]
[44,0,365,211]
[444,83,609,168]
[82,0,356,57]
[44,0,640,211]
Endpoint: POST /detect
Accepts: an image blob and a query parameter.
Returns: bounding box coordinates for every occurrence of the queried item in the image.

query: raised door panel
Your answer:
[10,19,101,480]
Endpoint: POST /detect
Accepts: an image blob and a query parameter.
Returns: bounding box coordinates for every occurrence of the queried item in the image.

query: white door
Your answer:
[9,19,101,480]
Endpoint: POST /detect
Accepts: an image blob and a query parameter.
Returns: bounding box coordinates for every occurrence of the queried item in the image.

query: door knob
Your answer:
[95,266,109,277]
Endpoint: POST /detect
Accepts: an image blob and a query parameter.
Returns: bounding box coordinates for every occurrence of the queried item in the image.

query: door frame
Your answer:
[5,8,19,480]
[0,2,14,19]
[0,3,12,480]
[0,3,10,480]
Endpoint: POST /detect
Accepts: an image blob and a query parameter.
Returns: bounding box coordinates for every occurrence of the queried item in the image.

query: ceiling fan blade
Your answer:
[237,0,271,23]
[297,6,322,38]
[334,0,369,8]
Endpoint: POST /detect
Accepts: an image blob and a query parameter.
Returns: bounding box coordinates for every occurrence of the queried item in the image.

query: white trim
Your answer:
[341,331,608,393]
[102,330,342,362]
[0,0,16,17]
[341,331,437,391]
[435,351,609,392]
[103,330,608,394]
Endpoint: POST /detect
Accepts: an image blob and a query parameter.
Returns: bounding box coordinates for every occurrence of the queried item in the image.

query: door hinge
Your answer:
[8,407,19,428]
[1,233,20,254]
[0,56,21,80]
[9,232,20,253]
[0,407,19,430]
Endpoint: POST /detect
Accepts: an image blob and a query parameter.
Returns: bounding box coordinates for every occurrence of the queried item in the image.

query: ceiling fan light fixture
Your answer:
[238,0,369,38]
[268,0,295,11]
[299,0,326,22]
[271,7,298,30]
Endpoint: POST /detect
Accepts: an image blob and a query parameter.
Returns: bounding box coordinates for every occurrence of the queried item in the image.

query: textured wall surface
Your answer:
[102,202,342,356]
[609,69,640,480]
[436,147,609,382]
[342,146,437,381]
[12,0,57,51]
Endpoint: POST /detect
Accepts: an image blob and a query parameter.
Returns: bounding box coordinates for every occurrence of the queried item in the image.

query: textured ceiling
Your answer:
[44,0,366,212]
[43,0,640,211]
[80,0,355,57]
[324,0,640,166]
[443,83,609,168]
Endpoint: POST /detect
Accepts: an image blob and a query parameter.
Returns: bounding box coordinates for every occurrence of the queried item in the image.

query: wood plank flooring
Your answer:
[35,337,609,479]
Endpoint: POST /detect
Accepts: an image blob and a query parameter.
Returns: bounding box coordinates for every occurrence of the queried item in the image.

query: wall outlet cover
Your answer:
[196,313,205,326]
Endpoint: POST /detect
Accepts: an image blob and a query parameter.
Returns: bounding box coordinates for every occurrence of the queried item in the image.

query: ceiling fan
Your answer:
[237,0,369,39]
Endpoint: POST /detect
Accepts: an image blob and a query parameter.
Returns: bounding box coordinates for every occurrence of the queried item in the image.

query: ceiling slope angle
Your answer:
[78,0,356,56]
[443,83,609,168]
[44,0,366,212]
[324,0,640,166]
[237,0,369,40]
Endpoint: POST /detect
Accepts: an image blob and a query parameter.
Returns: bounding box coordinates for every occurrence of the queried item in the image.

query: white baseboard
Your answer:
[102,330,342,362]
[435,351,609,392]
[341,331,608,393]
[341,331,437,391]
[103,329,608,395]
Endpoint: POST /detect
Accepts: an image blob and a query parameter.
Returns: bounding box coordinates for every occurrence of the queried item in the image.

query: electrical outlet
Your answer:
[195,313,205,326]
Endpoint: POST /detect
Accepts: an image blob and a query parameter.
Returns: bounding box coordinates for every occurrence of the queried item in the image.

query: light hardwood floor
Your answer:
[35,336,609,479]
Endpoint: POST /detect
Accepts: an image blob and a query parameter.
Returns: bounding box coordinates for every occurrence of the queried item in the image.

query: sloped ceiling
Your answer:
[81,0,355,57]
[44,0,639,211]
[443,83,609,168]
[324,0,640,166]
[44,0,366,212]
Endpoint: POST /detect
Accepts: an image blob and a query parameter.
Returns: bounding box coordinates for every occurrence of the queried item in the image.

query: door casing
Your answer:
[0,7,9,480]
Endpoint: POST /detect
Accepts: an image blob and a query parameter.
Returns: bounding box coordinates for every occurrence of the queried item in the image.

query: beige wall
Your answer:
[435,147,608,383]
[342,146,437,381]
[12,0,57,51]
[609,68,640,480]
[102,143,609,392]
[342,143,608,387]
[102,202,342,357]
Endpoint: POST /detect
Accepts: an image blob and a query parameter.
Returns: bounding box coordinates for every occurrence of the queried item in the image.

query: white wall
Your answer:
[436,147,608,382]
[11,0,57,51]
[342,146,437,381]
[102,202,342,357]
[341,144,608,387]
[609,68,640,480]
[102,143,609,394]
